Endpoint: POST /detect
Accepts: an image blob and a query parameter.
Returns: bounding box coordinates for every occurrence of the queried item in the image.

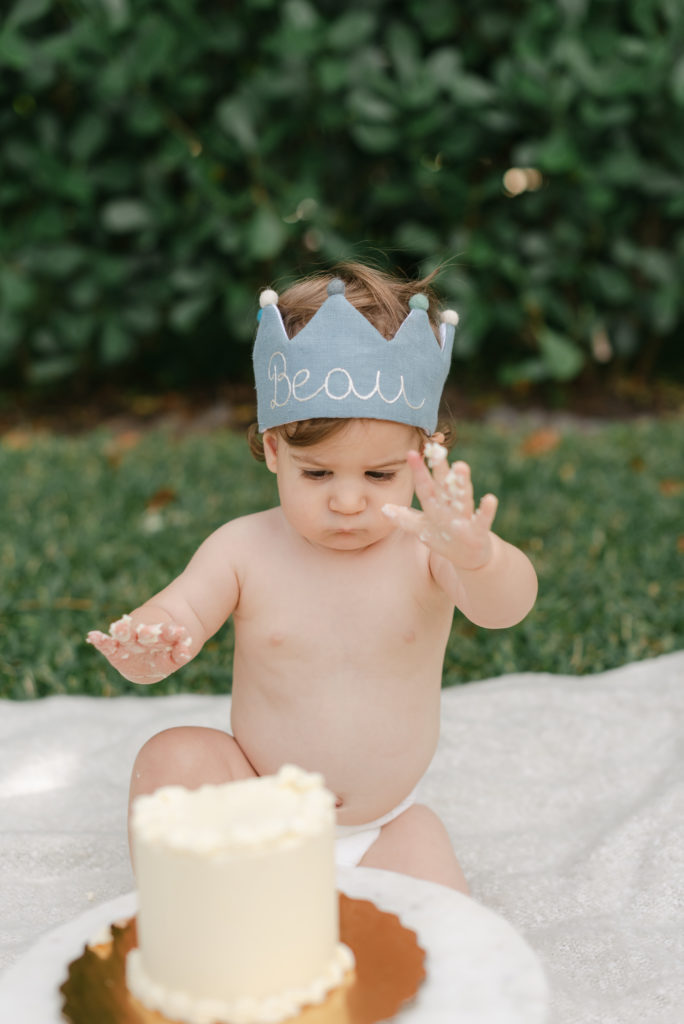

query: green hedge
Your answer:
[1,0,683,392]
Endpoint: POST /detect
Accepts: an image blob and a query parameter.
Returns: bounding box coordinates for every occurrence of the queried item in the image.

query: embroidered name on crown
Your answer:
[268,352,425,411]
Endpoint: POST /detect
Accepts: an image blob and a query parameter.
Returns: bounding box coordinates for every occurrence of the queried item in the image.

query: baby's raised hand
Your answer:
[86,615,192,683]
[382,443,498,570]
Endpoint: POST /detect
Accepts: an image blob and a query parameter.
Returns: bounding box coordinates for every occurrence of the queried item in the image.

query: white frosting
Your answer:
[128,765,354,1024]
[127,942,354,1024]
[131,764,334,853]
[444,465,467,505]
[423,441,448,468]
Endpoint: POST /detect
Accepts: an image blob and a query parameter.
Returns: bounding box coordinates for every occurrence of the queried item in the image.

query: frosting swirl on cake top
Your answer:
[131,764,335,854]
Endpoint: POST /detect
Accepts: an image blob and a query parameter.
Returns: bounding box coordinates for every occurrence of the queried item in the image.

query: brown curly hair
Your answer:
[248,261,452,460]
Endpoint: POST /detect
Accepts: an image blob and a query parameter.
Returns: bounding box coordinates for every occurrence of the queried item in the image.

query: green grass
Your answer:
[1,417,682,699]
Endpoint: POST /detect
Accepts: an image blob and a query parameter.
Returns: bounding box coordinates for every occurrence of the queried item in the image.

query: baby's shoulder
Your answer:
[207,508,280,548]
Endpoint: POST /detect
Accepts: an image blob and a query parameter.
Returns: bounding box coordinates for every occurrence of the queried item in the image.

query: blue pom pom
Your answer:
[327,278,345,296]
[409,294,429,311]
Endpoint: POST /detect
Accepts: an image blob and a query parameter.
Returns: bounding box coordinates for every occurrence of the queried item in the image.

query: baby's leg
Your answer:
[128,727,257,857]
[359,803,469,893]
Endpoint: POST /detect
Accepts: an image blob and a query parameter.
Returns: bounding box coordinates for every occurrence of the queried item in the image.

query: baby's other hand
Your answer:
[382,444,498,570]
[86,615,192,683]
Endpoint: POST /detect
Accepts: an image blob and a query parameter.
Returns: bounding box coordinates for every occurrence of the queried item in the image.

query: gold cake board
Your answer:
[61,893,426,1024]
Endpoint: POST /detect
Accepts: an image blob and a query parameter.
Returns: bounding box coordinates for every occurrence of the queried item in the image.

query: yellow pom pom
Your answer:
[259,289,279,308]
[441,309,459,326]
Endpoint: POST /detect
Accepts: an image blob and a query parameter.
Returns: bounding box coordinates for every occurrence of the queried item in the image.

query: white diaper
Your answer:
[334,787,419,868]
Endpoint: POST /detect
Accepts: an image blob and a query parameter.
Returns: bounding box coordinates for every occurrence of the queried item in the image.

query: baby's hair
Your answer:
[249,417,428,460]
[277,261,442,341]
[247,260,452,460]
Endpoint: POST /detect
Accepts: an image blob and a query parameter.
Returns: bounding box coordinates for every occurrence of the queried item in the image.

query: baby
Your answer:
[87,263,537,892]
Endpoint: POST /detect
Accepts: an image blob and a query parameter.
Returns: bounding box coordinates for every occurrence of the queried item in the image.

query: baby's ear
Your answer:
[263,430,279,473]
[425,430,446,450]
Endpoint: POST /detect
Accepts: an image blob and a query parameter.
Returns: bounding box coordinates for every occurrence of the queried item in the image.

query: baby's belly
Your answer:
[230,677,442,825]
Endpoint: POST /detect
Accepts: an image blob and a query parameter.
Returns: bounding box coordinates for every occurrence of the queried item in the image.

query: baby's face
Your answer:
[263,419,420,552]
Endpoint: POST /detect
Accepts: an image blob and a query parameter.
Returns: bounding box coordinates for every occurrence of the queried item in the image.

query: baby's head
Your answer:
[248,262,456,461]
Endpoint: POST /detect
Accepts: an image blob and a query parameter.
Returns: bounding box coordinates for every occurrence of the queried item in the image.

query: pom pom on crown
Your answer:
[441,309,459,326]
[259,289,279,308]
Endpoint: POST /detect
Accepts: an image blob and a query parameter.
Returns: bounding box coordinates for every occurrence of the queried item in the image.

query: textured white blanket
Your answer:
[1,651,682,1023]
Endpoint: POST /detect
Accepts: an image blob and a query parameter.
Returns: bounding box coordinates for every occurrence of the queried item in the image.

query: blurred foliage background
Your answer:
[2,0,684,400]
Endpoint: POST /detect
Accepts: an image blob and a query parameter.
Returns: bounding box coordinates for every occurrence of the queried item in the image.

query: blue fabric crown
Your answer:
[253,278,458,433]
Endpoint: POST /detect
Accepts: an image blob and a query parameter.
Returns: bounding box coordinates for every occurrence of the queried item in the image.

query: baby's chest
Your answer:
[238,550,445,659]
[275,578,417,649]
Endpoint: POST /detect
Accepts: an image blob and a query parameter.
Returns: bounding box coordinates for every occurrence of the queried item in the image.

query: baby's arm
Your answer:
[87,522,242,683]
[383,444,537,628]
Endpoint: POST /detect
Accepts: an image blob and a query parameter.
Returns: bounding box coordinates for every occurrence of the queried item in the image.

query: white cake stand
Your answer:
[0,866,548,1024]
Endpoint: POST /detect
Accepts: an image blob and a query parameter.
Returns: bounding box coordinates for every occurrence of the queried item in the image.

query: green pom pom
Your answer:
[409,293,429,311]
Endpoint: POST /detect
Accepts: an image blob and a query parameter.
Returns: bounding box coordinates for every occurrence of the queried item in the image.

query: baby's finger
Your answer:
[443,468,468,513]
[136,623,165,646]
[422,441,450,487]
[171,645,192,666]
[432,458,450,489]
[161,623,191,646]
[407,450,438,510]
[475,493,498,532]
[446,462,474,517]
[382,503,425,535]
[423,441,448,469]
[110,614,133,643]
[86,630,118,656]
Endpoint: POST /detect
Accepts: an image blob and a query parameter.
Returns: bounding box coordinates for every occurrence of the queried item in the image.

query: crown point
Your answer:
[259,289,279,308]
[409,293,429,311]
[441,309,460,326]
[327,278,345,296]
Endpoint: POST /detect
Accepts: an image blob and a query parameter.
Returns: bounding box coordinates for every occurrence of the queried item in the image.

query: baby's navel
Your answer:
[268,631,286,647]
[403,629,416,644]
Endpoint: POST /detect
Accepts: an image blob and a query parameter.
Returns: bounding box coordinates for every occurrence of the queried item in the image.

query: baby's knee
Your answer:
[133,726,196,779]
[131,726,240,794]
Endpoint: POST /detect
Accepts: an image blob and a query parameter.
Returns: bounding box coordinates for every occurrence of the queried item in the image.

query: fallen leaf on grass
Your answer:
[659,479,684,497]
[146,487,177,511]
[104,430,142,467]
[519,427,561,457]
[2,429,34,450]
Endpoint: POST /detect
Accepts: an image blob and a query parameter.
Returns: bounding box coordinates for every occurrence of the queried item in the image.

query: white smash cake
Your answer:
[127,765,354,1024]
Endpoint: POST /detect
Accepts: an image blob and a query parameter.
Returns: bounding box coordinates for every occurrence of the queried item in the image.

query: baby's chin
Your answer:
[309,526,396,552]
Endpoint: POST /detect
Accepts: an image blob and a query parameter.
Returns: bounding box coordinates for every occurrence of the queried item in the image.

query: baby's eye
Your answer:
[302,469,330,479]
[366,471,395,481]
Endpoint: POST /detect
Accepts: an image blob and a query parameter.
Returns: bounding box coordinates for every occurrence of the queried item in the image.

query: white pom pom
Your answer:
[441,309,460,326]
[259,289,279,308]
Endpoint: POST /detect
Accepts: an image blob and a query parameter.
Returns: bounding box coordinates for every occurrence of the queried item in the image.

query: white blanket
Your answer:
[1,651,682,1023]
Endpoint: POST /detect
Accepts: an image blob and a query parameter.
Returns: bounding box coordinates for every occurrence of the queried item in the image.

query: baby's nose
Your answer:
[329,482,366,514]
